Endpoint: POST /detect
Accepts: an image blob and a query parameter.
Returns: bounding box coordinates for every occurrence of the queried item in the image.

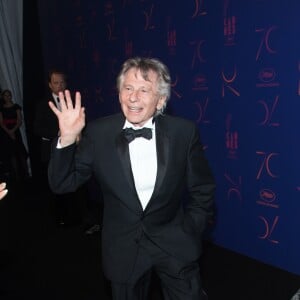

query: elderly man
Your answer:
[48,57,215,300]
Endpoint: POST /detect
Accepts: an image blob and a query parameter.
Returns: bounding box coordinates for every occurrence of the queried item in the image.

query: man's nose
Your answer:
[129,90,139,102]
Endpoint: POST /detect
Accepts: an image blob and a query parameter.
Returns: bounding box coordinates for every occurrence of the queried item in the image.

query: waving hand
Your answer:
[49,90,85,147]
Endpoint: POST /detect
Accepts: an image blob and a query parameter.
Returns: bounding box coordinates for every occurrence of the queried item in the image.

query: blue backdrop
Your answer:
[37,0,300,275]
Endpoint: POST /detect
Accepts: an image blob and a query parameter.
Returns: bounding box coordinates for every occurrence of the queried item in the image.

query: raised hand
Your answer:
[49,90,85,147]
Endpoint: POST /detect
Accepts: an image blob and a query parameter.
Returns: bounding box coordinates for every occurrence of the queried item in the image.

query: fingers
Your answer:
[0,190,8,200]
[74,91,82,110]
[0,182,8,200]
[58,90,68,110]
[59,90,73,109]
[58,90,82,111]
[80,106,85,116]
[48,101,60,115]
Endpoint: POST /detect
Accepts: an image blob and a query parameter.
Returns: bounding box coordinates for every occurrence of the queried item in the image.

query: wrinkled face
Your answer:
[48,73,66,95]
[119,68,166,127]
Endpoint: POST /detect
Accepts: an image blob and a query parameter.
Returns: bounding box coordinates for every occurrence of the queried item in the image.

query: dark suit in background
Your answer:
[34,69,66,175]
[34,95,59,164]
[34,70,84,226]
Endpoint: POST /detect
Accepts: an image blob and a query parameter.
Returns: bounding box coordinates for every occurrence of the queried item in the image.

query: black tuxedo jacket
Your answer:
[34,95,59,162]
[48,113,215,283]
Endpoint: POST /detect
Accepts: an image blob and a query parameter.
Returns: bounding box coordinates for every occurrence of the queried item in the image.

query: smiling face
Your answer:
[119,68,166,127]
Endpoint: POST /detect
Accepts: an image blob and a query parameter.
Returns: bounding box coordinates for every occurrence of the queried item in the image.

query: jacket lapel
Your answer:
[116,128,134,187]
[116,128,144,211]
[146,117,169,210]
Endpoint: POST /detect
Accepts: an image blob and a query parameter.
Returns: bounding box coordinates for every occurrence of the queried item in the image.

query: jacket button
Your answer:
[137,211,144,219]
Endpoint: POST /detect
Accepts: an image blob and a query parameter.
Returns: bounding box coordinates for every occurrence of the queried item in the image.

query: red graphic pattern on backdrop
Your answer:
[37,0,300,275]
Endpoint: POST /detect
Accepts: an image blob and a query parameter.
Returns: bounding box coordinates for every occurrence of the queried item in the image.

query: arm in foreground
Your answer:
[0,182,8,200]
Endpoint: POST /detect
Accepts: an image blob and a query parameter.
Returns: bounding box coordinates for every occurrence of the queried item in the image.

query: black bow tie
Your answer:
[123,127,152,143]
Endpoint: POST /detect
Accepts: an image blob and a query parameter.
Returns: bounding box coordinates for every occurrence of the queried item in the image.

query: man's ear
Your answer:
[156,96,167,110]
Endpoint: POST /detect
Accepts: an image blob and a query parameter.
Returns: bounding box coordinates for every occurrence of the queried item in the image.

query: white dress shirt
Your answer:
[123,118,157,210]
[52,93,61,111]
[58,117,158,210]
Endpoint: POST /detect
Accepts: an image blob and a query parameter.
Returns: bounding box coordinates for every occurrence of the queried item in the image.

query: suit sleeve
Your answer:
[34,101,54,138]
[48,129,94,194]
[183,124,216,235]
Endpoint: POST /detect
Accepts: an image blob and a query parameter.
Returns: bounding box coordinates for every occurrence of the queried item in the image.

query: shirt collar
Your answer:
[123,117,154,130]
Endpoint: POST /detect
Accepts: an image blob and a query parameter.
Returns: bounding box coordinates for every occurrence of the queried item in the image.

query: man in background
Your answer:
[34,70,65,164]
[34,70,83,226]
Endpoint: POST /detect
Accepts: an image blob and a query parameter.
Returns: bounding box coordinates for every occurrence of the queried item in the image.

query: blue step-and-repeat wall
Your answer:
[37,0,300,275]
